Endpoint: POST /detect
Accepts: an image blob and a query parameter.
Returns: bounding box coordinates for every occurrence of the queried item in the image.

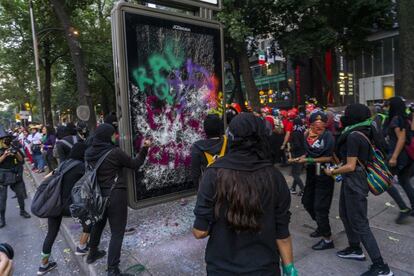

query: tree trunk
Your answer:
[50,0,97,130]
[238,45,259,108]
[396,0,414,100]
[233,55,245,107]
[43,39,54,127]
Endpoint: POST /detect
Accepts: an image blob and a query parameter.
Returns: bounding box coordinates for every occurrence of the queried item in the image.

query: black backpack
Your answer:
[70,150,116,226]
[31,160,82,218]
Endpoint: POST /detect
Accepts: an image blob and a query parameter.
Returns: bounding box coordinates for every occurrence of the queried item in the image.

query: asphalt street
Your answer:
[0,172,81,276]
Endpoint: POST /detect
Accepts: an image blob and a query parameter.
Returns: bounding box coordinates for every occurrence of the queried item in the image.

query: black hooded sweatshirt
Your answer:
[190,136,226,187]
[84,124,148,195]
[193,113,291,276]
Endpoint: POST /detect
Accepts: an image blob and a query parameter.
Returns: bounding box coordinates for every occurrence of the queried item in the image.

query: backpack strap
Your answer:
[93,149,114,171]
[58,139,74,149]
[352,131,373,147]
[219,135,228,157]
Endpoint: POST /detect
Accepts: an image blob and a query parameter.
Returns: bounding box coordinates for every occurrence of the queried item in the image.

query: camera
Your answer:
[0,243,14,260]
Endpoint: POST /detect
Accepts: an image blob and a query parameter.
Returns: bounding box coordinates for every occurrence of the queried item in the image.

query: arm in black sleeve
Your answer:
[273,169,291,239]
[115,147,148,170]
[193,169,216,231]
[190,145,202,187]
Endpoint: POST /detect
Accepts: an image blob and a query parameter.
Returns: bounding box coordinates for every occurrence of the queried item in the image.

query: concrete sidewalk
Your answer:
[26,165,414,276]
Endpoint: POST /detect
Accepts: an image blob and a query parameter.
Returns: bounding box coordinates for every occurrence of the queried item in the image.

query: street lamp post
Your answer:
[29,0,45,125]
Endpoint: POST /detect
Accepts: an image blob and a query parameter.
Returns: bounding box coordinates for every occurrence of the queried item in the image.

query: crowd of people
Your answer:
[191,97,413,276]
[0,97,413,276]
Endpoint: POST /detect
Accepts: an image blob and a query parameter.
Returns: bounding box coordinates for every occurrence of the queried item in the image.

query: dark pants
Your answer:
[291,163,304,191]
[302,166,334,237]
[0,181,27,213]
[42,216,92,254]
[45,152,58,172]
[340,170,383,264]
[88,188,128,268]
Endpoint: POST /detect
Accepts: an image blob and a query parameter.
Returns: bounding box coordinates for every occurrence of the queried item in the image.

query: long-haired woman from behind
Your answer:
[193,113,296,276]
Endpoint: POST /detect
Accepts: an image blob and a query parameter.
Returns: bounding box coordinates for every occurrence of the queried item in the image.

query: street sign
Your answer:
[112,2,224,208]
[19,111,30,120]
[151,0,221,10]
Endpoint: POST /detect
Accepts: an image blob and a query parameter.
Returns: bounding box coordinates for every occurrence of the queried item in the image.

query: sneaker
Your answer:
[395,209,411,224]
[337,247,366,261]
[20,210,31,219]
[290,188,297,194]
[125,227,137,236]
[37,262,57,275]
[75,246,89,256]
[310,230,322,238]
[361,263,393,276]
[312,239,334,250]
[86,249,106,264]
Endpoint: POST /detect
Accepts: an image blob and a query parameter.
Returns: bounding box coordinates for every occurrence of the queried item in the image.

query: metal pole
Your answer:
[29,0,45,124]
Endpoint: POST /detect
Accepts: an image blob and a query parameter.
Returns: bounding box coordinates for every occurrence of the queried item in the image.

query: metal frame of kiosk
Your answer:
[111,1,225,209]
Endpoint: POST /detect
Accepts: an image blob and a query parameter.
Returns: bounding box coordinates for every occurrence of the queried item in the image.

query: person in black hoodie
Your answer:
[193,113,296,276]
[38,143,90,275]
[289,117,306,195]
[326,104,393,276]
[190,114,225,189]
[85,123,150,276]
[293,110,335,251]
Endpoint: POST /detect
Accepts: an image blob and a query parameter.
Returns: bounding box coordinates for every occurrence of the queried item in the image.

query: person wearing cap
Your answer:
[292,110,335,250]
[0,125,31,228]
[193,113,296,276]
[190,114,225,189]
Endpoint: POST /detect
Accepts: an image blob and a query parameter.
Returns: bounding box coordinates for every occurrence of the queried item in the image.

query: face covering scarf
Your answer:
[307,121,326,146]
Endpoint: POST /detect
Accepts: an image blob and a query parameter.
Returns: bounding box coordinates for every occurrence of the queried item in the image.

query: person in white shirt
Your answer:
[28,126,45,173]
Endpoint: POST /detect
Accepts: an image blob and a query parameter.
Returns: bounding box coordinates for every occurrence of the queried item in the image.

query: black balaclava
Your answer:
[211,113,272,172]
[69,142,88,161]
[342,103,371,127]
[84,123,116,162]
[388,97,407,120]
[65,122,77,136]
[204,114,223,138]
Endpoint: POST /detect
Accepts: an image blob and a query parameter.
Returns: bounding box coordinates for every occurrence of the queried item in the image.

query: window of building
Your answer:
[373,41,383,76]
[383,37,393,75]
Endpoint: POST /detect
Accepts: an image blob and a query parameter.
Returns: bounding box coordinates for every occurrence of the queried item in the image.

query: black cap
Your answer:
[309,111,328,123]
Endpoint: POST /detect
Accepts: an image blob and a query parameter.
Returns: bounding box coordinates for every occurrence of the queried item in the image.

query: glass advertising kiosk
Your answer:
[111,1,224,208]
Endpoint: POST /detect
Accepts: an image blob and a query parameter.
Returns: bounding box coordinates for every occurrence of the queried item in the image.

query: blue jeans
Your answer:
[33,153,45,170]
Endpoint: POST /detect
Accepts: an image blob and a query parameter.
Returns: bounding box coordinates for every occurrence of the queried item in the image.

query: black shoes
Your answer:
[108,266,133,276]
[337,247,366,261]
[360,263,393,276]
[310,230,322,238]
[312,239,334,250]
[86,248,106,264]
[20,210,31,219]
[37,261,57,275]
[395,209,411,224]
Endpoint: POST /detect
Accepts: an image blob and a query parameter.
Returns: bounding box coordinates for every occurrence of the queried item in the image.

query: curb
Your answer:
[25,164,99,276]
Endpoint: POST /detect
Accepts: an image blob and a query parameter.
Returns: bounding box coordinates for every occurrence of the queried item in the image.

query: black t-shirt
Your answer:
[345,132,371,163]
[193,167,291,275]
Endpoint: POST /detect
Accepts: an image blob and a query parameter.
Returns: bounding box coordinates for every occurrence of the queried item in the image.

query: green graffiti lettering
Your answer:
[165,42,184,69]
[132,67,153,91]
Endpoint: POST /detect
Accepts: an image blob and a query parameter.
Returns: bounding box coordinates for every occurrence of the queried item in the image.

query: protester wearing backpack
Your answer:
[36,143,90,275]
[190,114,225,189]
[84,124,150,276]
[386,97,414,223]
[326,104,393,276]
[55,122,87,163]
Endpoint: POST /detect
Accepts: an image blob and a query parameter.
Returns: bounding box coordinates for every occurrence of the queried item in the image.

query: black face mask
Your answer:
[340,116,350,128]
